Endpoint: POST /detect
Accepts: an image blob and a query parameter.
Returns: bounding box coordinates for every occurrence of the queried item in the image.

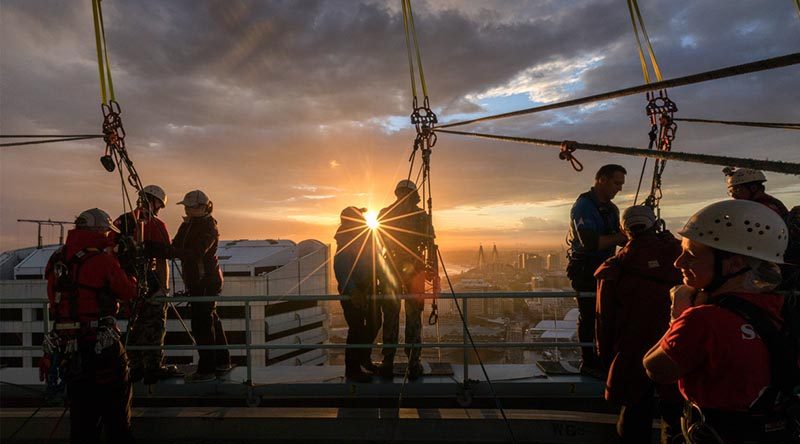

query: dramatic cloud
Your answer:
[1,0,798,257]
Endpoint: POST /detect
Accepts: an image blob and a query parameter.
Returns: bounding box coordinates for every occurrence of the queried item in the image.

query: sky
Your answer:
[1,0,799,257]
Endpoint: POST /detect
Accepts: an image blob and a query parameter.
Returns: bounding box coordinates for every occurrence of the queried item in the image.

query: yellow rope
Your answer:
[405,0,428,99]
[626,0,663,83]
[91,0,107,104]
[97,0,115,101]
[630,0,663,81]
[401,0,417,101]
[796,0,800,19]
[626,0,650,83]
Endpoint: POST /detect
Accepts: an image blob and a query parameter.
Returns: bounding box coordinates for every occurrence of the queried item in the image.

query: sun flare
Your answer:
[364,210,380,230]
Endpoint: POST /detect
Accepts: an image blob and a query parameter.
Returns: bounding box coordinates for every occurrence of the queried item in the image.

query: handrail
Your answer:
[0,291,596,305]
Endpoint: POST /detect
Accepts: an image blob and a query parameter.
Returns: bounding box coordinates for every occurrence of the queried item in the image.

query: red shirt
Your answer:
[113,209,170,245]
[660,292,783,411]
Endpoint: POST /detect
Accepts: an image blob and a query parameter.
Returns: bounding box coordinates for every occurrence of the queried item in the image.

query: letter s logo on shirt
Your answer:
[740,324,757,340]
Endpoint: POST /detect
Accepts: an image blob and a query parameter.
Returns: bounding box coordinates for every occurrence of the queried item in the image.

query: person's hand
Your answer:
[670,285,706,322]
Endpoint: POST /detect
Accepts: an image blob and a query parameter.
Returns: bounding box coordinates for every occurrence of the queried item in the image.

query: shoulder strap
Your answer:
[714,295,794,404]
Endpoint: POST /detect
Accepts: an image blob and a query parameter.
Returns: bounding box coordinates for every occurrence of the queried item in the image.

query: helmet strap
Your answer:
[704,250,751,293]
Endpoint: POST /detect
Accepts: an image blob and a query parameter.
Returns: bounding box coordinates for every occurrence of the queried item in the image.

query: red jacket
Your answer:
[595,230,682,403]
[45,229,137,323]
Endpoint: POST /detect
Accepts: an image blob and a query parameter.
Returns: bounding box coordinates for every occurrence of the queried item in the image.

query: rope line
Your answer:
[91,0,108,104]
[0,134,104,138]
[439,52,800,129]
[627,0,663,82]
[401,0,417,100]
[674,117,800,130]
[405,0,428,99]
[97,0,116,102]
[436,129,800,175]
[0,136,104,148]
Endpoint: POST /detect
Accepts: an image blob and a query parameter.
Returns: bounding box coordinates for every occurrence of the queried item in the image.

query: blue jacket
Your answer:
[567,189,620,267]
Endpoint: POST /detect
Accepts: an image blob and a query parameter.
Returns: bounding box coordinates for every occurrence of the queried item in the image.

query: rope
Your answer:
[626,0,663,82]
[91,0,108,104]
[96,0,116,102]
[674,117,800,130]
[436,129,800,175]
[439,52,800,129]
[405,0,428,99]
[0,136,104,148]
[401,0,416,100]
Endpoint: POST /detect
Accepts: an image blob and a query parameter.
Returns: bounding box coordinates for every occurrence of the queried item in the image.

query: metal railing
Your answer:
[0,291,594,386]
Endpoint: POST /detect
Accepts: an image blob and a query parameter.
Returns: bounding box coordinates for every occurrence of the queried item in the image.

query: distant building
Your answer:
[546,253,562,272]
[0,239,330,369]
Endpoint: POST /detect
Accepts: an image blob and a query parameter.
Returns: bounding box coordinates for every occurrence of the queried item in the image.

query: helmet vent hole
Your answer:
[715,219,721,224]
[758,231,764,235]
[747,246,753,250]
[698,233,704,237]
[707,230,714,234]
[726,222,732,227]
[714,237,720,241]
[755,223,761,228]
[765,225,770,230]
[747,228,753,233]
[744,220,750,225]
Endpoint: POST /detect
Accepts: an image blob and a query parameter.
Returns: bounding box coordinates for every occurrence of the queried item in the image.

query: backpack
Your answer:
[714,295,800,437]
[48,247,104,323]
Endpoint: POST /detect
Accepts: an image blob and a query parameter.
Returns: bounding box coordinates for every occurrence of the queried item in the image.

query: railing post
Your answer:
[245,301,252,384]
[462,296,468,384]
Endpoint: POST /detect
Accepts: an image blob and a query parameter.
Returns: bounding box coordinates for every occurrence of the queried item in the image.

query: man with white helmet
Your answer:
[643,200,794,443]
[114,185,182,384]
[595,205,684,443]
[723,167,789,219]
[376,179,434,380]
[44,208,137,443]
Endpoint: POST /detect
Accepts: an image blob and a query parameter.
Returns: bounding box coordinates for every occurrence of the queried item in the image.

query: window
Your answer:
[0,309,22,321]
[0,333,22,346]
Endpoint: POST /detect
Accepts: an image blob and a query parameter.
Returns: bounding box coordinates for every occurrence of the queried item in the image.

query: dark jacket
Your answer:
[334,222,378,308]
[594,230,682,403]
[172,215,222,295]
[378,200,431,284]
[567,189,621,286]
[45,229,137,324]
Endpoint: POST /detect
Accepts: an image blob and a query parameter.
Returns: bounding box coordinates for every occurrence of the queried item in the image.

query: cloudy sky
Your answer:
[1,0,798,255]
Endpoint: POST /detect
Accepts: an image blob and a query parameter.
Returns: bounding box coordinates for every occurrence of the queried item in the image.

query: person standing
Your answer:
[45,208,137,443]
[595,205,683,443]
[115,184,182,384]
[723,167,789,219]
[334,206,381,382]
[377,180,433,380]
[644,200,794,443]
[172,190,232,383]
[566,164,627,376]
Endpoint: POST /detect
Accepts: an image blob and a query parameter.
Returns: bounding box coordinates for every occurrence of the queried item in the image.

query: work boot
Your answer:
[215,363,237,378]
[407,361,424,381]
[377,360,394,380]
[185,371,216,384]
[143,365,184,385]
[345,370,373,383]
[362,361,381,374]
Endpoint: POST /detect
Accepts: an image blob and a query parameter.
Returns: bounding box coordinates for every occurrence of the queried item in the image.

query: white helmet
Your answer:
[723,167,766,187]
[140,184,167,208]
[76,208,120,233]
[622,205,656,232]
[678,200,788,263]
[395,179,417,196]
[177,189,210,207]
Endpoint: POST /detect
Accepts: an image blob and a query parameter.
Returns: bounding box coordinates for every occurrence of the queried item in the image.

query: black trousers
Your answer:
[572,278,597,368]
[189,291,230,374]
[341,299,380,374]
[67,340,133,444]
[617,396,683,443]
